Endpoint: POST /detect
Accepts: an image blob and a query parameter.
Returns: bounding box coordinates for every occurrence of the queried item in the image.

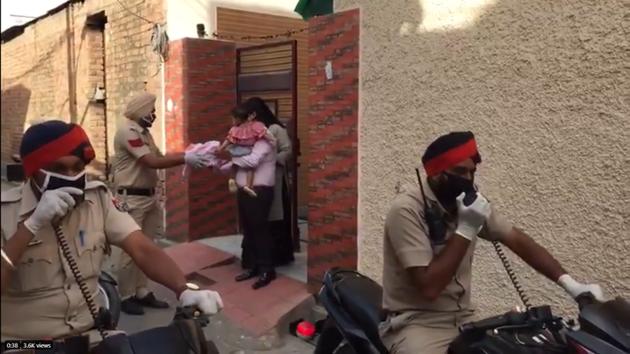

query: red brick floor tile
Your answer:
[241,316,274,337]
[164,243,234,274]
[223,304,253,325]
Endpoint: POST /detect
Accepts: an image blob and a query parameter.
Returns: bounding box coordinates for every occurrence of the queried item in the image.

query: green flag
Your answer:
[294,0,333,20]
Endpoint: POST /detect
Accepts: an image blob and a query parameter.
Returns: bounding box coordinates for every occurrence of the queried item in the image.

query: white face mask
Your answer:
[36,170,87,193]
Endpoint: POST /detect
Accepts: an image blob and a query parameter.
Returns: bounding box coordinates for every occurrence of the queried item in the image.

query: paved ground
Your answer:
[119,282,314,354]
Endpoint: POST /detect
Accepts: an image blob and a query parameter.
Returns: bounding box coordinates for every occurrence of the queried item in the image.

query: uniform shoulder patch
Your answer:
[1,185,23,204]
[111,196,127,212]
[128,138,144,148]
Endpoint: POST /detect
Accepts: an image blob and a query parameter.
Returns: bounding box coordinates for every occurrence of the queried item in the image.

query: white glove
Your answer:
[24,187,83,234]
[454,192,491,241]
[184,150,212,169]
[558,274,605,302]
[179,289,224,315]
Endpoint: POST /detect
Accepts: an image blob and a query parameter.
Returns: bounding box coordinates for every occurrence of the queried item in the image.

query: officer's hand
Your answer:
[179,289,224,315]
[558,274,606,302]
[24,187,83,235]
[184,150,213,169]
[454,192,491,241]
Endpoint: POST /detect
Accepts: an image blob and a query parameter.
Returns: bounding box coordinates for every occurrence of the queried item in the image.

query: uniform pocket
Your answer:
[15,241,58,292]
[73,230,107,278]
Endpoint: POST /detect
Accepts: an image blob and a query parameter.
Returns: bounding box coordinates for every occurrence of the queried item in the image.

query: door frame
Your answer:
[235,40,300,251]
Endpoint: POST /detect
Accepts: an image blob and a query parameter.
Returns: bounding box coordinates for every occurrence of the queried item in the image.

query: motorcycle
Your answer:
[96,271,121,329]
[314,268,630,354]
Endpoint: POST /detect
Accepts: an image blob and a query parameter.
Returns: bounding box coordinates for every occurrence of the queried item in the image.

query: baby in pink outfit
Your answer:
[218,105,275,197]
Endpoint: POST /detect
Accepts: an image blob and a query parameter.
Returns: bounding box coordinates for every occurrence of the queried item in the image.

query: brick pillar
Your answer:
[164,38,238,242]
[307,9,360,292]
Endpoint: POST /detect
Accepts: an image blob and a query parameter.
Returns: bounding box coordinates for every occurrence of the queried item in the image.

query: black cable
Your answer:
[492,241,533,310]
[53,224,106,340]
[114,0,154,24]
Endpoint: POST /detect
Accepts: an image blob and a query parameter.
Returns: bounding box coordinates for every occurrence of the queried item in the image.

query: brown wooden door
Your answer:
[236,40,300,251]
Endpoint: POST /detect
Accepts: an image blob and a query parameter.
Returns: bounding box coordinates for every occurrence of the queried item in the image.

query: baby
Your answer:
[218,105,275,197]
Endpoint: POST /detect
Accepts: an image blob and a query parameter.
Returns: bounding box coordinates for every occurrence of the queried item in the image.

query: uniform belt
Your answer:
[117,188,155,196]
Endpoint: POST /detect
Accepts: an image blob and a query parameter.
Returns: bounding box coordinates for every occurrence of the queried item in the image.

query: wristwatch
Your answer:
[186,282,200,290]
[1,248,15,270]
[176,282,200,298]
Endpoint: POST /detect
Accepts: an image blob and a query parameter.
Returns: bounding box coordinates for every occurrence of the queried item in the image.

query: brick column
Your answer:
[164,38,238,242]
[307,9,360,292]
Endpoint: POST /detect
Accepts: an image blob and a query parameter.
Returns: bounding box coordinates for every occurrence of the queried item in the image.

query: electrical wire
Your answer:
[53,223,106,340]
[211,27,308,41]
[492,241,533,310]
[151,23,169,62]
[114,0,154,24]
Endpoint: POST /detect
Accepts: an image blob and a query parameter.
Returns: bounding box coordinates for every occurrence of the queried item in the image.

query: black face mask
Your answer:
[436,173,475,205]
[37,170,87,192]
[140,112,157,128]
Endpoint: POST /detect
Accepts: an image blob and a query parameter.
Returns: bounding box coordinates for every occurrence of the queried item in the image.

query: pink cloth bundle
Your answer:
[182,140,224,177]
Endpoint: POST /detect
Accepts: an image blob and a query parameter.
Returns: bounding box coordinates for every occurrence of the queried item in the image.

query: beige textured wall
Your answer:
[336,0,630,318]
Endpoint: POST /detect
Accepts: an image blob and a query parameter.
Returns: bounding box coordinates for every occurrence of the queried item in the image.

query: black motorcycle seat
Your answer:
[329,270,386,349]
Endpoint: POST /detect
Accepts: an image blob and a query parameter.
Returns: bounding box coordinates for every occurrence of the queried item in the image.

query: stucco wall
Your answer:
[335,0,630,318]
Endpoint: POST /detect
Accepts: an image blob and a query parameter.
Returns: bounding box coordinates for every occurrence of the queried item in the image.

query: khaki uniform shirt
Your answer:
[1,182,140,340]
[112,120,162,189]
[382,180,513,318]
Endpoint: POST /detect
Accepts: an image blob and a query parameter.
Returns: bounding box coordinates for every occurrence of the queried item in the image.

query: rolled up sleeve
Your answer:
[385,204,433,269]
[479,205,513,241]
[102,191,140,246]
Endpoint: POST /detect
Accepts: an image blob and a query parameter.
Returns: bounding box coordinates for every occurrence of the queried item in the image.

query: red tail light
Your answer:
[571,342,595,354]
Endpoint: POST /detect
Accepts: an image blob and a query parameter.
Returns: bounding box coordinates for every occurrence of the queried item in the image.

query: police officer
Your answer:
[0,120,222,344]
[379,131,605,354]
[111,92,209,315]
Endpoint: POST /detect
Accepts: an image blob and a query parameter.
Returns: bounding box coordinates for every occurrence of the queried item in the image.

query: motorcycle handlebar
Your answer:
[459,311,528,333]
[174,306,210,327]
[576,292,597,310]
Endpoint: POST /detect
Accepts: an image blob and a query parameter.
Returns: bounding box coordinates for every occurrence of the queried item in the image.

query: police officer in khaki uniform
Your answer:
[111,92,210,315]
[0,120,222,345]
[380,132,605,354]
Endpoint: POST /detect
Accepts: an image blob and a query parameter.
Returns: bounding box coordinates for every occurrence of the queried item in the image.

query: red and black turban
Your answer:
[19,120,95,177]
[422,131,481,177]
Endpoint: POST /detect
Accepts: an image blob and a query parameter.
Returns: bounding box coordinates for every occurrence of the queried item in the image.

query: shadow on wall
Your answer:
[1,84,32,162]
[350,0,629,316]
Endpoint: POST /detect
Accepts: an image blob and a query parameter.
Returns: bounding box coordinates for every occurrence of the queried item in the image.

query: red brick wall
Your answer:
[164,38,238,241]
[307,9,360,292]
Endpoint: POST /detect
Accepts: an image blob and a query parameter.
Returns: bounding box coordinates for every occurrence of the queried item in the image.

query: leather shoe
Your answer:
[135,292,169,309]
[235,269,259,282]
[121,298,145,315]
[252,271,276,290]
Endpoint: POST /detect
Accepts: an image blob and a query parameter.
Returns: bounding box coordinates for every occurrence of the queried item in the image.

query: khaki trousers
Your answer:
[379,310,473,354]
[110,195,163,299]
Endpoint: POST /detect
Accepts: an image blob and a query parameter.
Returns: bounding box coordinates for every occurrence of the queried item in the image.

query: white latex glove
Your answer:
[184,150,212,169]
[454,192,491,241]
[558,274,606,302]
[179,289,224,315]
[24,187,83,234]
